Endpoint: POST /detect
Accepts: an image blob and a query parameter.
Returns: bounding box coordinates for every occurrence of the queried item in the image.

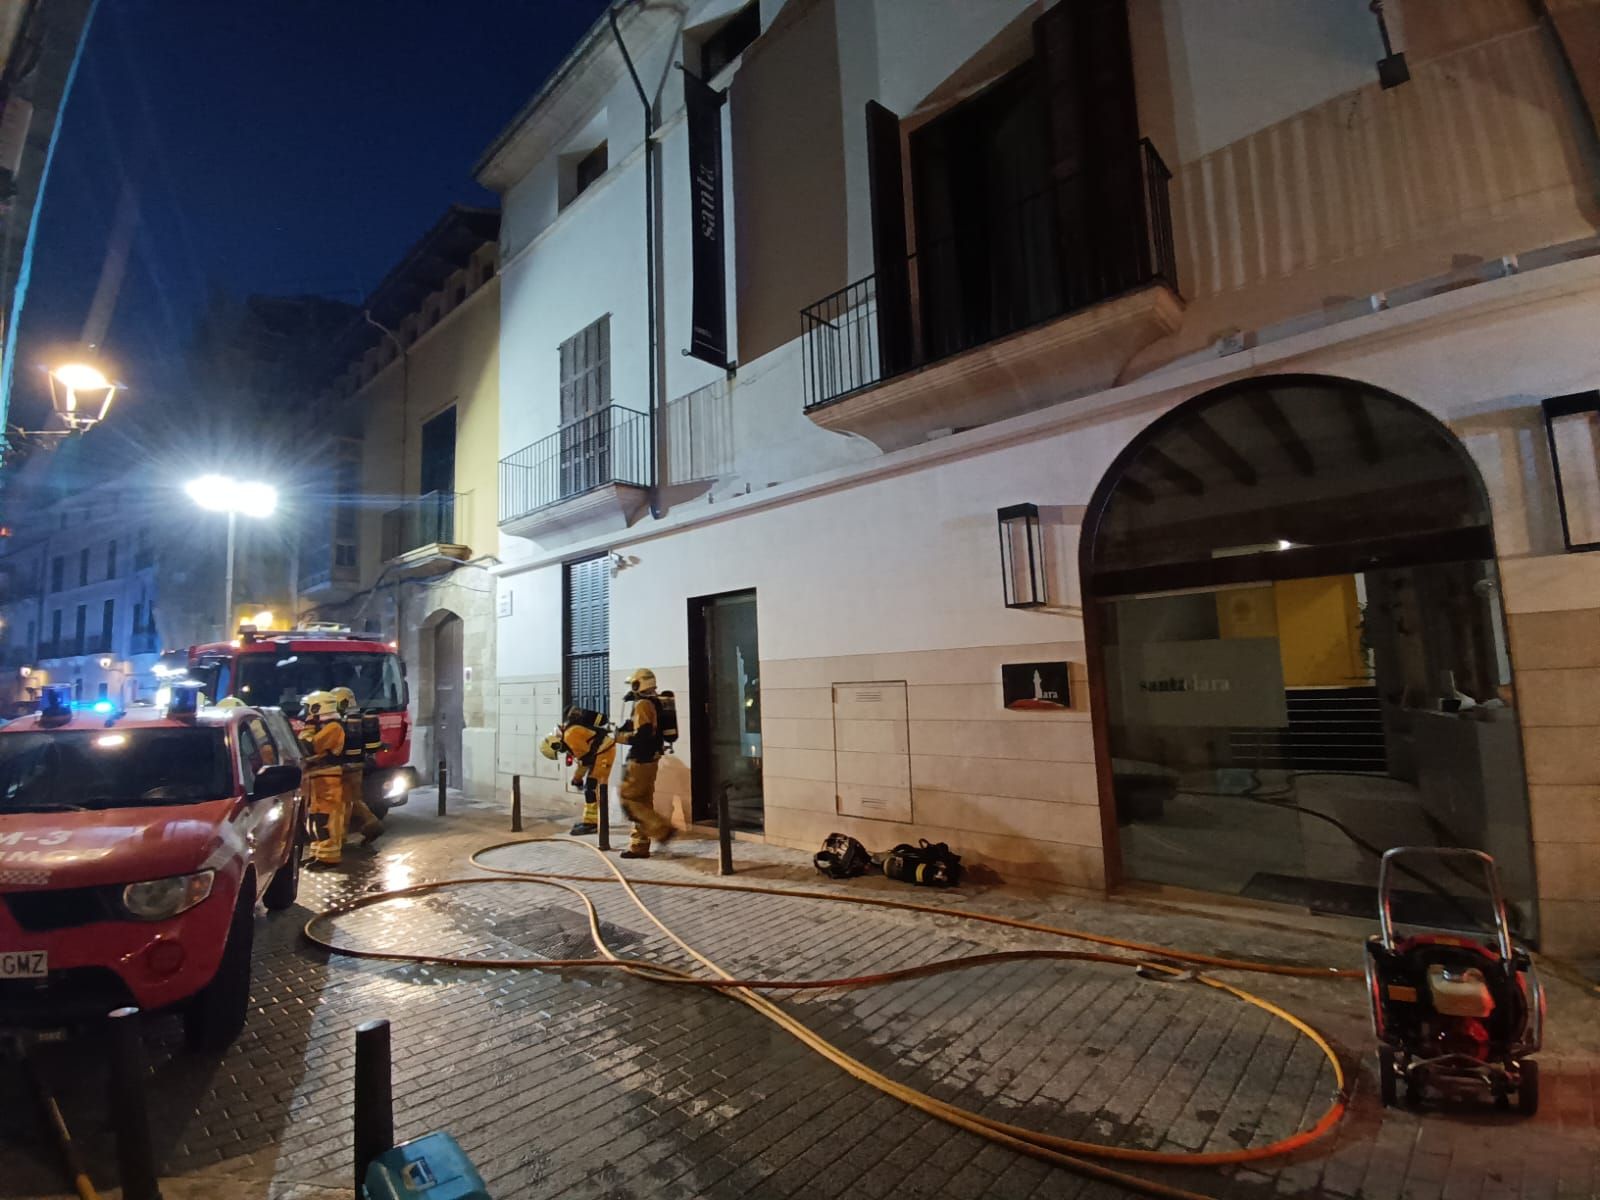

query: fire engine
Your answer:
[184,623,417,813]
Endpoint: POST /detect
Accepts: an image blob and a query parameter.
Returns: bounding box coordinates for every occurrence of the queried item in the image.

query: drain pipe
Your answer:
[608,3,663,519]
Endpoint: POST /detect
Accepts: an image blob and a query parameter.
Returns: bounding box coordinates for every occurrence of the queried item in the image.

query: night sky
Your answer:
[11,0,609,430]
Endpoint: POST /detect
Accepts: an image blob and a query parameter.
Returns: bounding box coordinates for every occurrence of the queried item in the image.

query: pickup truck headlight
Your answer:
[122,870,216,921]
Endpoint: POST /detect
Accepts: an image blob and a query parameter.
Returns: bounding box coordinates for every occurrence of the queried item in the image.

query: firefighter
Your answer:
[331,686,384,846]
[300,690,347,869]
[541,713,616,836]
[614,667,673,858]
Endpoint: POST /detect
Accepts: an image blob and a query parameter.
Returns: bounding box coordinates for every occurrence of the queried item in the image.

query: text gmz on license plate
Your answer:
[0,951,47,979]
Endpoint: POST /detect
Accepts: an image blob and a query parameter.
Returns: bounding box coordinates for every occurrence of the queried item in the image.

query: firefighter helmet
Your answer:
[329,686,357,712]
[302,690,338,719]
[625,667,657,693]
[214,696,246,709]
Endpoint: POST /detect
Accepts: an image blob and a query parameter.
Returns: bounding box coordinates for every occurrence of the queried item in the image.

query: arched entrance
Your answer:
[431,613,464,787]
[1083,374,1538,938]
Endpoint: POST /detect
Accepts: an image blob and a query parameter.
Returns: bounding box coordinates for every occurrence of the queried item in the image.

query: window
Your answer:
[106,540,117,578]
[335,543,358,567]
[50,556,63,592]
[101,598,115,649]
[50,610,61,647]
[97,681,109,700]
[25,619,34,649]
[574,141,608,198]
[235,650,405,712]
[700,1,759,78]
[1543,392,1600,551]
[74,604,87,649]
[559,316,613,496]
[78,548,89,585]
[133,602,142,632]
[563,555,611,718]
[560,316,611,426]
[0,728,233,811]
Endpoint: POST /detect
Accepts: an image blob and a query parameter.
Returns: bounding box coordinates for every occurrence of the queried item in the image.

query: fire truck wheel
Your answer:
[184,888,255,1053]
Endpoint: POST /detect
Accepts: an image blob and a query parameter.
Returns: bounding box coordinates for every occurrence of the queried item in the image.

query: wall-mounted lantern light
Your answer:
[997,503,1047,609]
[1543,391,1600,552]
[98,655,114,670]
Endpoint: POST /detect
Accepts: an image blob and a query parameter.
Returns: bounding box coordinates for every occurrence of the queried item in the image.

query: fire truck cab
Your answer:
[186,623,417,813]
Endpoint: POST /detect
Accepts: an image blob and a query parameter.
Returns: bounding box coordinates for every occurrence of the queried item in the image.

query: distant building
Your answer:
[303,206,501,799]
[0,475,167,712]
[469,0,1600,956]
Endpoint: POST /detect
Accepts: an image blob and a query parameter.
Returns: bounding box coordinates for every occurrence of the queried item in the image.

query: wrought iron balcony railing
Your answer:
[499,404,650,526]
[800,139,1177,411]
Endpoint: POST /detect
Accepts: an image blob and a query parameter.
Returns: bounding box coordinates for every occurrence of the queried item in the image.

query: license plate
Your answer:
[0,951,47,979]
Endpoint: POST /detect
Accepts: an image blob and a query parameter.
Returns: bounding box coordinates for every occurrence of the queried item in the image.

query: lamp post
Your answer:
[6,357,120,445]
[185,475,277,639]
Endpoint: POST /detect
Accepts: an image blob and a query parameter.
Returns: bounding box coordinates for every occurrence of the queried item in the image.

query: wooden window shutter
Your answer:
[1033,0,1143,300]
[865,101,913,377]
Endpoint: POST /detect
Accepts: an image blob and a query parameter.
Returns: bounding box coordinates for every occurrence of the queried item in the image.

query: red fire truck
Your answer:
[185,624,417,813]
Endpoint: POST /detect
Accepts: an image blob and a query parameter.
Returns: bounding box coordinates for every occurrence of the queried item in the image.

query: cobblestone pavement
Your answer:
[4,792,1598,1199]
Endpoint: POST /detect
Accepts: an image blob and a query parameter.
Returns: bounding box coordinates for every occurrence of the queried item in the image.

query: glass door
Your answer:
[689,590,763,832]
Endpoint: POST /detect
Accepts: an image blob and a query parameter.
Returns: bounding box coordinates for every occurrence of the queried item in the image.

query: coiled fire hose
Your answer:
[305,837,1356,1200]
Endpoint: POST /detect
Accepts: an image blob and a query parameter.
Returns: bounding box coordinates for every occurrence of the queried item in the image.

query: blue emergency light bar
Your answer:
[38,684,74,725]
[166,681,205,719]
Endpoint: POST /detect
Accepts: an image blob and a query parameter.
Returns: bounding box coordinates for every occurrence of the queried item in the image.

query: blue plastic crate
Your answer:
[362,1132,490,1199]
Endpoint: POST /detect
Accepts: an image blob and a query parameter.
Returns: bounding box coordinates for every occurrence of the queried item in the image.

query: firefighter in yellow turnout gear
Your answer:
[331,686,383,846]
[299,691,347,869]
[615,667,674,858]
[540,710,616,836]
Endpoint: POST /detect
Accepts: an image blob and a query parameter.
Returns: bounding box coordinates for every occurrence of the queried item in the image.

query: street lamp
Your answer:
[185,474,277,639]
[6,355,120,444]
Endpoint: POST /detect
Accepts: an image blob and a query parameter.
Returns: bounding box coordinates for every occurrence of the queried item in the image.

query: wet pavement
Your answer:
[3,789,1598,1199]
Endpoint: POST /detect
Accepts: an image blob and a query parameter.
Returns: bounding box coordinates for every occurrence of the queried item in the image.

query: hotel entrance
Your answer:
[1083,376,1538,939]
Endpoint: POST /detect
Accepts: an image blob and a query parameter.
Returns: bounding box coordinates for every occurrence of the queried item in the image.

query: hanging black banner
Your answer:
[684,71,728,368]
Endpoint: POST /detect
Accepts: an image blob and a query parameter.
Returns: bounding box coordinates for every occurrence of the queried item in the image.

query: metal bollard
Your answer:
[107,1007,162,1200]
[716,784,734,877]
[511,774,523,833]
[597,781,611,851]
[353,1020,395,1192]
[437,759,447,816]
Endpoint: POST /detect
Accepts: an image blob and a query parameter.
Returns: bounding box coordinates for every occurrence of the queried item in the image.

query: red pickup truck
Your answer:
[0,689,303,1050]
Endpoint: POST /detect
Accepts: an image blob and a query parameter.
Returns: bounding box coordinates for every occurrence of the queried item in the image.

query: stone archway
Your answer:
[1080,373,1538,938]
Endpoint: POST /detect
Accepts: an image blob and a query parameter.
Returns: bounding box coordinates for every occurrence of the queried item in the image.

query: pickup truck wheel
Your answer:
[183,890,254,1053]
[262,846,300,912]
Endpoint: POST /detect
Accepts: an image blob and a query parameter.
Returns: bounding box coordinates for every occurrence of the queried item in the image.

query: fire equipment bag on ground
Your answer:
[814,832,872,879]
[883,840,963,887]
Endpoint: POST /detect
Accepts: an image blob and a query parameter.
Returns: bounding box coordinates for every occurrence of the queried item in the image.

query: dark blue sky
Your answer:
[13,0,607,424]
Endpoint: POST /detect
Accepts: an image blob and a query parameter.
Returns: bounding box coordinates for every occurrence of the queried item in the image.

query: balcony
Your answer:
[87,636,112,656]
[499,404,651,542]
[381,491,469,579]
[129,630,159,655]
[38,638,83,661]
[800,140,1183,451]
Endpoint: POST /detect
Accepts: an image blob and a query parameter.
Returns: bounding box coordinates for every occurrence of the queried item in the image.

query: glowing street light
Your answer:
[48,361,119,431]
[185,475,278,639]
[7,353,121,445]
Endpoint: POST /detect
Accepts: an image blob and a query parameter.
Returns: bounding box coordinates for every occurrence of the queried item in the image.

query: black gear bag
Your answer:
[814,832,872,879]
[882,840,963,888]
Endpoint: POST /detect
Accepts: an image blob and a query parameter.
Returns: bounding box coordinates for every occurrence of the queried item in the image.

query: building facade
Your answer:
[303,207,502,799]
[0,476,167,712]
[482,0,1600,954]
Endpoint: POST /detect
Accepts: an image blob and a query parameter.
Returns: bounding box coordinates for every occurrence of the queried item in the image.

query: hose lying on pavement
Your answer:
[304,837,1353,1200]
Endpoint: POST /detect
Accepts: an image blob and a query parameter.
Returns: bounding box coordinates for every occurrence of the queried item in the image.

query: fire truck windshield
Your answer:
[235,652,404,713]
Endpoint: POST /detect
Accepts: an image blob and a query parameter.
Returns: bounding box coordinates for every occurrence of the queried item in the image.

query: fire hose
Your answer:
[305,836,1356,1200]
